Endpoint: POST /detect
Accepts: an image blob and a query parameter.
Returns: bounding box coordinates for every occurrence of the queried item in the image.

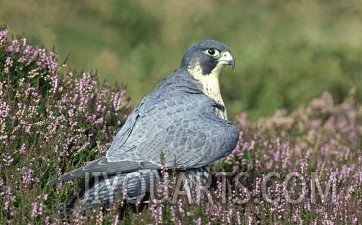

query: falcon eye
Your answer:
[204,49,220,57]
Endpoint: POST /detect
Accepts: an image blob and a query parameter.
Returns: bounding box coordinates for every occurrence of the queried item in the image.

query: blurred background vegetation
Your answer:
[1,0,361,119]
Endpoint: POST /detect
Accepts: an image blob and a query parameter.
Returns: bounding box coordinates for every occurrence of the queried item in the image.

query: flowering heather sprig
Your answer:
[0,29,8,43]
[19,167,40,187]
[30,194,47,218]
[150,200,164,224]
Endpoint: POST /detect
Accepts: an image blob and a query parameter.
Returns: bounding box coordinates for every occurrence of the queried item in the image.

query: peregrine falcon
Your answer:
[48,39,239,213]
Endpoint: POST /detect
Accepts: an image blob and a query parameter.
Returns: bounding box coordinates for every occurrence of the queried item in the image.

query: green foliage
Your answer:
[1,0,361,118]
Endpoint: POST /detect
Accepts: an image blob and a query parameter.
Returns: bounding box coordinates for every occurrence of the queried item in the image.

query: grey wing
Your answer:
[106,93,239,169]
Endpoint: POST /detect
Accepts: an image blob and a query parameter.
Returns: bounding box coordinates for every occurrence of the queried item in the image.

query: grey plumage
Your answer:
[48,39,239,213]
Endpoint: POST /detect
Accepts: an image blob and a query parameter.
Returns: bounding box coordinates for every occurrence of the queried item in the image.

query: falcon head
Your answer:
[180,39,235,119]
[181,39,235,77]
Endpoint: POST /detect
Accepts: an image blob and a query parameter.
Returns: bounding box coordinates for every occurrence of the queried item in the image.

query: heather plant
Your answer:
[224,90,362,224]
[0,27,130,224]
[1,27,361,224]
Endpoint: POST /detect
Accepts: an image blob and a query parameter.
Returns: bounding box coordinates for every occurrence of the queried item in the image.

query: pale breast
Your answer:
[188,65,227,119]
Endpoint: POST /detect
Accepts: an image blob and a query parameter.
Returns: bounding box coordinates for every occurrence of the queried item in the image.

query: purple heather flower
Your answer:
[5,56,13,67]
[2,186,16,211]
[193,217,202,225]
[0,101,10,118]
[0,29,8,43]
[20,167,39,186]
[2,153,14,166]
[111,90,125,112]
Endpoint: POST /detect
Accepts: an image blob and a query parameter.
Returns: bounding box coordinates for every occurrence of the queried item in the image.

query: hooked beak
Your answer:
[218,51,235,69]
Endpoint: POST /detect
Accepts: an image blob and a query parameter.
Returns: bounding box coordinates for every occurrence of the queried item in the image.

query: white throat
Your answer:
[187,64,227,119]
